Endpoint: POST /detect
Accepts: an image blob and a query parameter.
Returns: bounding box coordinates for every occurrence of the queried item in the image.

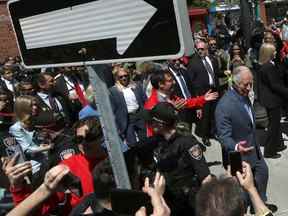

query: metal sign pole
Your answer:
[87,65,131,189]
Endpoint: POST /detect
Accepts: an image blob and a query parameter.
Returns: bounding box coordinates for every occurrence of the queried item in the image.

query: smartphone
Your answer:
[111,189,152,215]
[4,137,26,165]
[60,173,83,197]
[229,151,242,176]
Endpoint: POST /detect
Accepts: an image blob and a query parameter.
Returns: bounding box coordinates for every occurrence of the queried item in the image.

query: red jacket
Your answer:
[144,88,206,136]
[11,153,105,216]
[281,41,288,62]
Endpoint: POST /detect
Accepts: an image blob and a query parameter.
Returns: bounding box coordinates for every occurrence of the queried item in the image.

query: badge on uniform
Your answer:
[188,145,203,160]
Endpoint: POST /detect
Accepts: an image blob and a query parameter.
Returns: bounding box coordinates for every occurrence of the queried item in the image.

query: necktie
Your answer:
[243,97,254,125]
[48,95,59,112]
[176,71,191,99]
[203,58,215,86]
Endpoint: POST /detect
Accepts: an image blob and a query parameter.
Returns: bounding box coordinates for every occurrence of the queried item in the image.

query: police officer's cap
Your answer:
[142,102,178,126]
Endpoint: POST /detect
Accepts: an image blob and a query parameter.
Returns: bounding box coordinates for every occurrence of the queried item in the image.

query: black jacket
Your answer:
[109,83,146,137]
[186,54,220,96]
[35,93,72,127]
[155,133,210,192]
[258,62,288,109]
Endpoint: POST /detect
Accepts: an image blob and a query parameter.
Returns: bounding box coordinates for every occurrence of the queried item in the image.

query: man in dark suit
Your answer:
[35,72,72,130]
[168,60,194,128]
[109,66,146,146]
[53,67,89,122]
[215,66,276,213]
[187,41,220,146]
[0,64,16,95]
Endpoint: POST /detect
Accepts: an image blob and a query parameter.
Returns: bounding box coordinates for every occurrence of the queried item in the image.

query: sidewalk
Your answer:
[205,139,288,215]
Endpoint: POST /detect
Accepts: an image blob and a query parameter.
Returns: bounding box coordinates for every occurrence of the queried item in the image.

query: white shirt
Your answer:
[1,78,14,92]
[122,87,139,113]
[202,56,214,86]
[37,92,63,111]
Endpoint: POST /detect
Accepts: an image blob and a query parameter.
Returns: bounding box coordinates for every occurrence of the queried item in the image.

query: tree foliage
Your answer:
[187,0,211,8]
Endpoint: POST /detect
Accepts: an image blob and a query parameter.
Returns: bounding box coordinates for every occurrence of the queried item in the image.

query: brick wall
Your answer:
[0,0,19,63]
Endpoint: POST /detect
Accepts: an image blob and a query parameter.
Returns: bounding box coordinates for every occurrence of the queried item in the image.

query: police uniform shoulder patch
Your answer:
[188,144,203,160]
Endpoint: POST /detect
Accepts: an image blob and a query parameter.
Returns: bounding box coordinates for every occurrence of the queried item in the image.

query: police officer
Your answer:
[142,102,212,216]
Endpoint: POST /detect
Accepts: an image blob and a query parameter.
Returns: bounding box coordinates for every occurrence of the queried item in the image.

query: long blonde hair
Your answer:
[259,43,276,65]
[14,95,37,125]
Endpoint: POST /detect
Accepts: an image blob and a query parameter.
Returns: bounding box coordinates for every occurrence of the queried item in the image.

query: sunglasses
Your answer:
[118,75,129,80]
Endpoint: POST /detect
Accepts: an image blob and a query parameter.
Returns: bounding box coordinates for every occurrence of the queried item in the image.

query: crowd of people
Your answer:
[0,11,288,216]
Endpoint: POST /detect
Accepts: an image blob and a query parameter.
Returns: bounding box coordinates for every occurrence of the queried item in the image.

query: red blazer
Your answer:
[144,88,206,136]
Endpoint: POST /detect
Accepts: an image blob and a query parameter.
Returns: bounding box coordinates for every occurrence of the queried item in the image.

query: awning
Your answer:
[188,8,208,16]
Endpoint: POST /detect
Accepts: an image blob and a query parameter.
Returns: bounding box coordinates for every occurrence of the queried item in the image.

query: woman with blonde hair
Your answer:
[259,43,276,65]
[9,96,52,174]
[258,43,288,158]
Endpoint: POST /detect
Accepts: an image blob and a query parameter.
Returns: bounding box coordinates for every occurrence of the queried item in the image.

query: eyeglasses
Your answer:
[118,75,129,80]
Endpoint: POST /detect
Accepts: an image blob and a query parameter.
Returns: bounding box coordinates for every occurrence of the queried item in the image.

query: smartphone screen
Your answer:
[111,189,152,215]
[4,137,26,165]
[229,151,242,176]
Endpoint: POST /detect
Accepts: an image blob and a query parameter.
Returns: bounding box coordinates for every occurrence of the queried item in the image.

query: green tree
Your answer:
[187,0,211,8]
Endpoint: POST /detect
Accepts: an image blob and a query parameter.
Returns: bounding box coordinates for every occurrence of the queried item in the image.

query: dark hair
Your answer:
[196,178,245,216]
[0,64,15,75]
[93,159,116,200]
[73,116,103,140]
[36,72,53,90]
[17,77,34,92]
[0,88,14,112]
[150,68,171,89]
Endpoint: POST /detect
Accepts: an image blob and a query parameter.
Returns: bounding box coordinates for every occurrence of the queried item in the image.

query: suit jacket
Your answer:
[54,75,85,121]
[54,75,70,99]
[258,62,288,109]
[215,89,262,166]
[109,83,146,136]
[186,54,220,96]
[0,78,14,94]
[54,74,89,98]
[168,64,192,98]
[35,93,72,126]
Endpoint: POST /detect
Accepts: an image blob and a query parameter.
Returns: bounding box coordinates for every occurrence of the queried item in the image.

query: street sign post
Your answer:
[8,0,194,68]
[87,65,131,189]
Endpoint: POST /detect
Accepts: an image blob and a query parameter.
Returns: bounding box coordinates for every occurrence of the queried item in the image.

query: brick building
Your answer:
[0,0,19,63]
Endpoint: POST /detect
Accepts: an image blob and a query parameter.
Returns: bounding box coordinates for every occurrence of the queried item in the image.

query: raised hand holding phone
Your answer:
[136,172,170,216]
[2,154,32,188]
[229,151,242,176]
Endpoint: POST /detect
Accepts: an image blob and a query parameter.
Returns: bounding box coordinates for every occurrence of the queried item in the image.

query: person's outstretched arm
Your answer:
[236,162,273,216]
[7,164,69,216]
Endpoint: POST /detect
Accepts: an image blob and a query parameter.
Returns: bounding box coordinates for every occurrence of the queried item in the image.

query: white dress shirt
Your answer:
[122,87,139,113]
[37,92,63,111]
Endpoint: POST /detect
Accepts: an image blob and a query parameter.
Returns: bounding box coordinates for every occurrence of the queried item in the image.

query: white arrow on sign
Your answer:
[19,0,157,55]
